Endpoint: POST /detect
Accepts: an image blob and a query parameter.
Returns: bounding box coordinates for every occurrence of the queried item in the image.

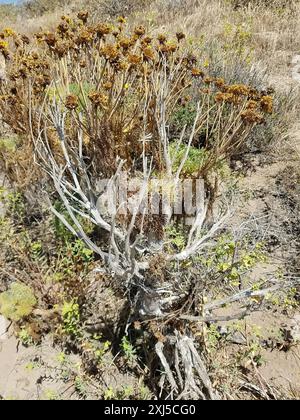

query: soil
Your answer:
[0,322,79,400]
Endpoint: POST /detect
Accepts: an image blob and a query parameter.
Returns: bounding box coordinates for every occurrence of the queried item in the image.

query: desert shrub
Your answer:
[0,11,283,400]
[0,282,37,321]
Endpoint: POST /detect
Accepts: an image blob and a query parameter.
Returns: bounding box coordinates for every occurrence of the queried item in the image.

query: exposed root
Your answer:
[155,330,217,400]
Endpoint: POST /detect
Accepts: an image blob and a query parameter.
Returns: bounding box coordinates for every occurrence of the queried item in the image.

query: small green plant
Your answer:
[171,103,197,130]
[0,136,18,153]
[18,327,34,346]
[104,387,116,400]
[52,201,94,244]
[121,336,137,362]
[57,352,67,364]
[0,283,37,321]
[103,384,152,400]
[43,389,60,401]
[165,224,186,251]
[137,385,153,400]
[30,241,43,259]
[68,240,94,264]
[206,324,222,349]
[169,143,208,176]
[5,192,25,220]
[25,361,38,371]
[61,299,81,336]
[74,376,88,399]
[94,340,111,364]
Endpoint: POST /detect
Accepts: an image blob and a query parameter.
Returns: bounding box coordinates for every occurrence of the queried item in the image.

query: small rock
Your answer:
[282,315,300,344]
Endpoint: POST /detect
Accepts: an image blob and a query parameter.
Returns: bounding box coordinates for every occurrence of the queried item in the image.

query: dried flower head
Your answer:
[142,47,155,62]
[215,92,241,105]
[77,11,89,24]
[61,15,72,24]
[0,41,10,60]
[191,68,204,78]
[128,53,142,66]
[65,94,79,110]
[21,35,30,45]
[57,21,69,35]
[176,32,186,42]
[53,42,69,58]
[183,53,197,68]
[95,23,111,38]
[3,28,15,38]
[35,32,44,43]
[76,29,93,46]
[157,34,167,45]
[226,84,250,96]
[103,81,113,90]
[44,33,57,47]
[119,37,133,50]
[88,91,108,107]
[100,44,120,62]
[214,78,225,88]
[246,100,258,110]
[134,26,146,37]
[204,77,214,85]
[260,95,273,114]
[0,40,8,51]
[241,109,264,124]
[142,36,152,45]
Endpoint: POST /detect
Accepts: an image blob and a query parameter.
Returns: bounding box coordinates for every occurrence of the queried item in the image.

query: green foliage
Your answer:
[61,299,80,336]
[171,103,197,131]
[206,324,222,348]
[74,376,88,399]
[169,143,208,176]
[68,240,94,264]
[83,333,112,365]
[104,387,116,400]
[52,201,94,243]
[3,191,25,221]
[165,224,186,251]
[43,389,61,401]
[121,336,137,362]
[103,384,152,400]
[18,327,34,346]
[0,136,18,153]
[50,239,94,283]
[94,340,111,364]
[48,82,93,112]
[195,234,267,289]
[30,241,43,259]
[0,283,37,321]
[223,22,253,60]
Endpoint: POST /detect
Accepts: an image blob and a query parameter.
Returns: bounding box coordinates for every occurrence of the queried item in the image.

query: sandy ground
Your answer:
[0,319,79,400]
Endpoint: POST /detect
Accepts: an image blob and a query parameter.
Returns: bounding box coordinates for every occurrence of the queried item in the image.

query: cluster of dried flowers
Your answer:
[0,11,273,185]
